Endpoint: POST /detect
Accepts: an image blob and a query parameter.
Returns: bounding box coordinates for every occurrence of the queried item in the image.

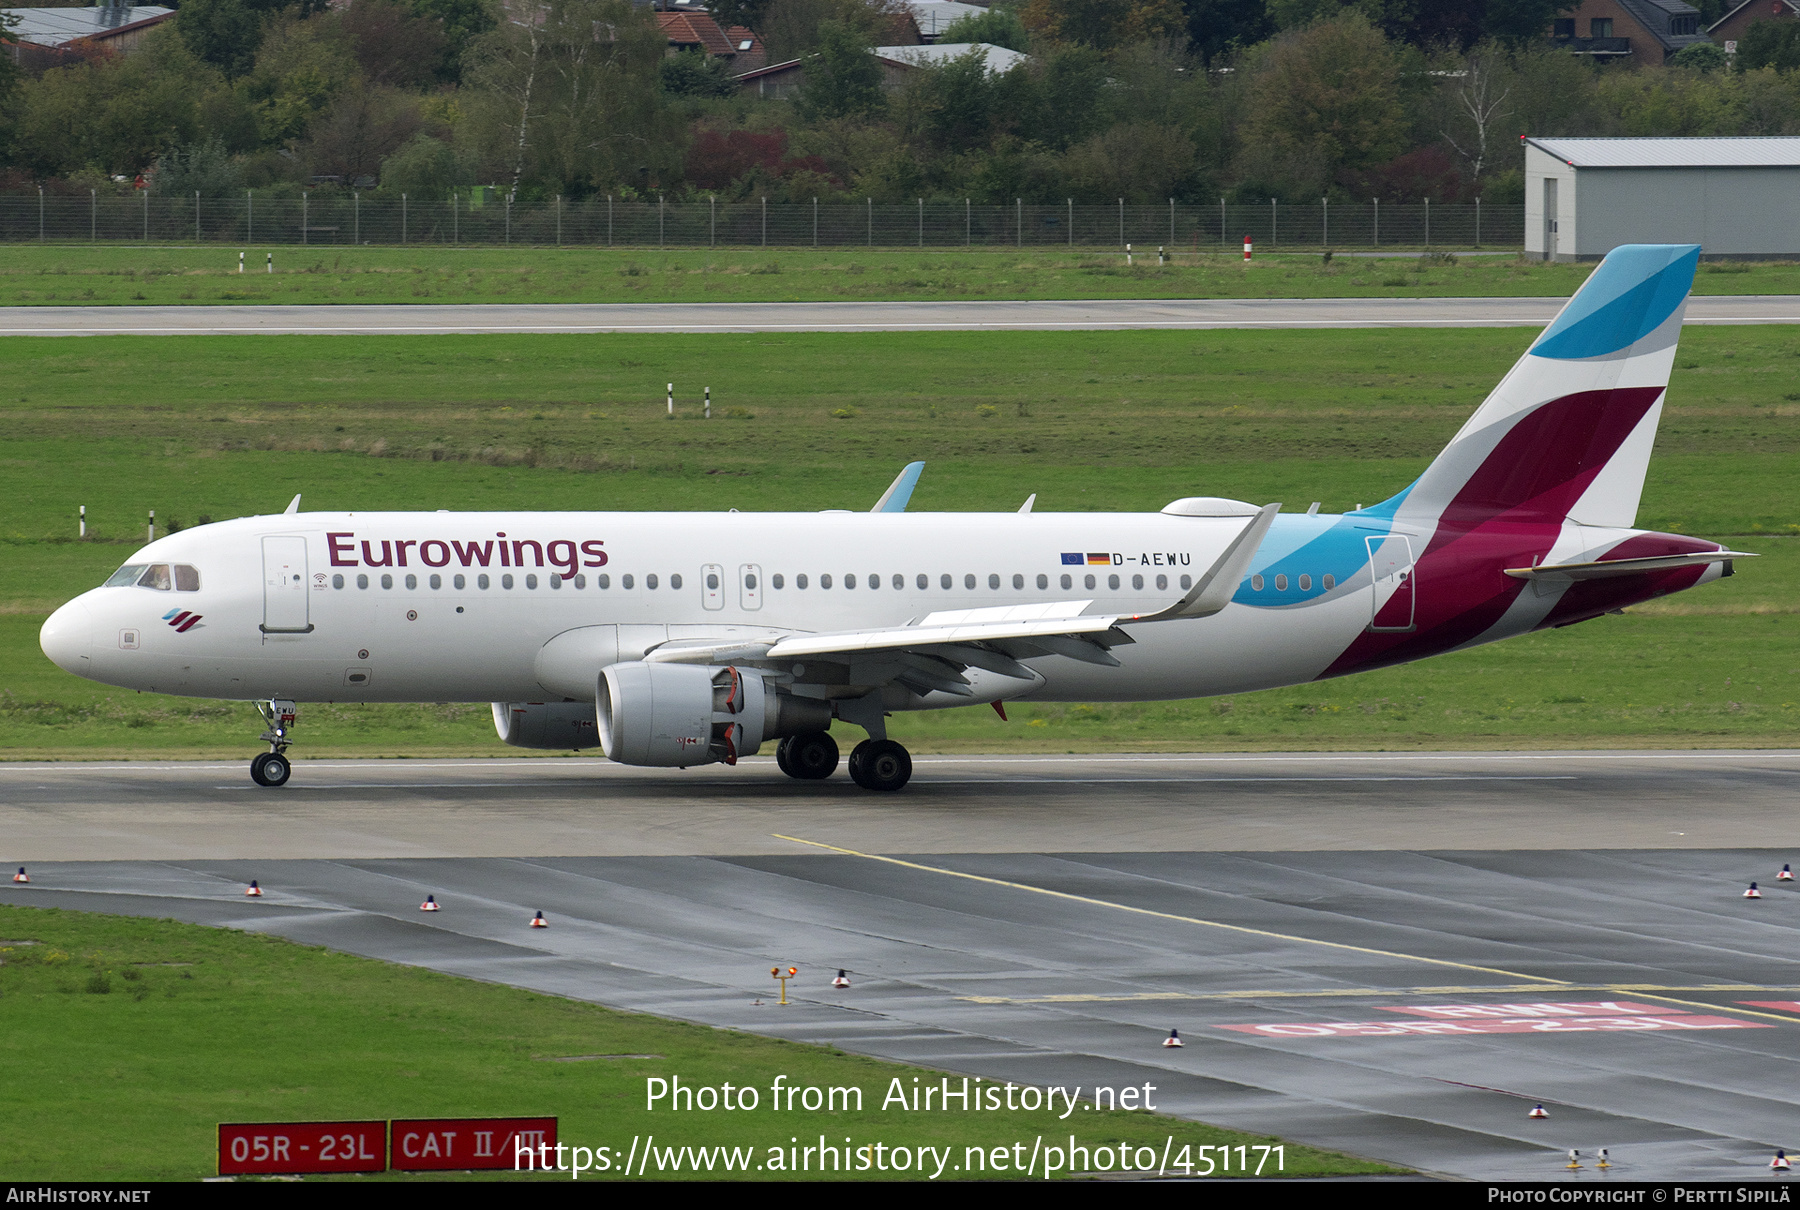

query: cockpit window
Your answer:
[127,564,201,591]
[104,564,147,588]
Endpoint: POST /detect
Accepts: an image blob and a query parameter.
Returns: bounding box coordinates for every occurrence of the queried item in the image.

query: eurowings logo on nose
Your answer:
[163,608,203,633]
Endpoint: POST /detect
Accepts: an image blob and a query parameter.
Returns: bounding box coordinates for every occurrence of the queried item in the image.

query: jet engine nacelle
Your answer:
[491,701,602,750]
[596,661,832,768]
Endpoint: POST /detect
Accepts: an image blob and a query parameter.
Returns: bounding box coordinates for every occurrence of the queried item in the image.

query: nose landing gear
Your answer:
[250,700,296,787]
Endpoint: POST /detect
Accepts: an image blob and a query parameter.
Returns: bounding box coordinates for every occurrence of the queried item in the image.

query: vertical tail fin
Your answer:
[1385,244,1700,534]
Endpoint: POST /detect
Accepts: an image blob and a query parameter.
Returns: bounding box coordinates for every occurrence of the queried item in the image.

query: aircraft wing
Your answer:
[642,505,1279,696]
[645,601,1133,686]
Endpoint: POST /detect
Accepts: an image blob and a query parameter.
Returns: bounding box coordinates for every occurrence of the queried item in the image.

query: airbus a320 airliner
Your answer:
[40,244,1749,791]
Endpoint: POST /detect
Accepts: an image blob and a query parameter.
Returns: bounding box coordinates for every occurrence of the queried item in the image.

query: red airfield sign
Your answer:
[218,1120,386,1175]
[390,1117,558,1171]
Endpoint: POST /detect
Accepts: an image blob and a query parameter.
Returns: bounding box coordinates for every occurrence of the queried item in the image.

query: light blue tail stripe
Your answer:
[1530,244,1699,361]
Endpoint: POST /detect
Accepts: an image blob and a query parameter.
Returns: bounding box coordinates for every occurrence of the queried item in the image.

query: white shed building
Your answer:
[1525,136,1800,261]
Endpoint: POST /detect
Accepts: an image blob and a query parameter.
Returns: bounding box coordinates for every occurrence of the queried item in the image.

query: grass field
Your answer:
[3,245,1800,305]
[0,905,1395,1181]
[1,326,1794,758]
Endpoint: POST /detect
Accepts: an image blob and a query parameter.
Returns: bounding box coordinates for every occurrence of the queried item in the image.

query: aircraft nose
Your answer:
[40,598,94,675]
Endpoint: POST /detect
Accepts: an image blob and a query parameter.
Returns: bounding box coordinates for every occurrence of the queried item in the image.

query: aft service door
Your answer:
[261,535,314,634]
[1366,535,1415,633]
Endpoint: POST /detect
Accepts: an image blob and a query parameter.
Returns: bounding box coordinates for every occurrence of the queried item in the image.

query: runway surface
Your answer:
[3,296,1800,335]
[8,751,1800,1181]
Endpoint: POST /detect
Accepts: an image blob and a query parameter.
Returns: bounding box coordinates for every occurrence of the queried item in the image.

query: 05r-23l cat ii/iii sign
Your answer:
[41,245,1750,792]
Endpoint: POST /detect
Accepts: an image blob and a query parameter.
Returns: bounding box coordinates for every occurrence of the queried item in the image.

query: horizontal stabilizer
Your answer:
[1504,551,1754,581]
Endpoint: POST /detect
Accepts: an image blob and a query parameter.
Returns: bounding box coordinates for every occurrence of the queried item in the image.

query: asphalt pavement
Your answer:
[2,296,1798,335]
[7,751,1800,1181]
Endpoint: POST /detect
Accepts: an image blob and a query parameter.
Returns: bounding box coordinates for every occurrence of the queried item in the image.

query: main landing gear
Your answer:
[250,699,296,787]
[775,731,913,792]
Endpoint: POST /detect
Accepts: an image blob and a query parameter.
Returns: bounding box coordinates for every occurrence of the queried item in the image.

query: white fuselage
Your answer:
[41,509,1426,708]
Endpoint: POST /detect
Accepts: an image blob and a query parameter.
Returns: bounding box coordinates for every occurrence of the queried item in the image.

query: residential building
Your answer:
[1547,0,1712,61]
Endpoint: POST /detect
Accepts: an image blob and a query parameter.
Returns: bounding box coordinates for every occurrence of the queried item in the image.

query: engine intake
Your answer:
[491,701,601,750]
[596,662,832,767]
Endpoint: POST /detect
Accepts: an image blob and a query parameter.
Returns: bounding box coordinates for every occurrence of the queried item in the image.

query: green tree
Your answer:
[1020,0,1185,49]
[1181,0,1274,64]
[13,29,216,175]
[936,6,1030,51]
[905,47,1000,152]
[1062,121,1201,201]
[462,0,677,196]
[242,13,360,147]
[1245,13,1406,179]
[758,0,910,63]
[1669,42,1729,72]
[794,20,885,122]
[151,136,245,194]
[660,49,736,98]
[1030,44,1110,151]
[405,0,496,82]
[177,0,266,78]
[1482,0,1576,49]
[378,132,464,196]
[1738,18,1800,72]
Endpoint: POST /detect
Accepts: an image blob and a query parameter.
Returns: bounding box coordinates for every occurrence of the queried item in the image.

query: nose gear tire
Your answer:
[250,752,291,787]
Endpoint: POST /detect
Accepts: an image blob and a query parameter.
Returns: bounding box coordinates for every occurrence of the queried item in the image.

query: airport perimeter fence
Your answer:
[0,193,1525,250]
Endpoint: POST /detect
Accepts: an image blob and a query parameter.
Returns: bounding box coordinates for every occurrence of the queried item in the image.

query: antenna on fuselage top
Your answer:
[283,494,301,515]
[1018,494,1036,514]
